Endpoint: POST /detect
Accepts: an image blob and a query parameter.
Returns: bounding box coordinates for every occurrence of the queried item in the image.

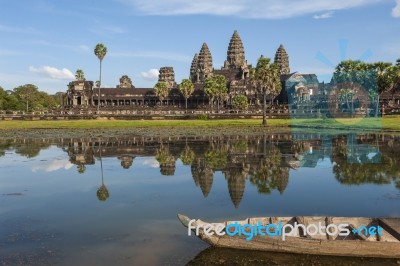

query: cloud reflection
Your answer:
[32,159,74,172]
[141,158,160,168]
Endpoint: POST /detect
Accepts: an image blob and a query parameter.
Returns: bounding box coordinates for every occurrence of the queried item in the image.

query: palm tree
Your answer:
[77,164,86,174]
[251,56,281,126]
[75,69,85,81]
[179,79,194,112]
[94,43,108,113]
[204,75,228,111]
[180,146,195,165]
[338,86,353,113]
[154,81,169,106]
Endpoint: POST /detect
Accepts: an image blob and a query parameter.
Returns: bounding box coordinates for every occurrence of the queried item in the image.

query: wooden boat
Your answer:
[178,214,400,258]
[186,247,400,265]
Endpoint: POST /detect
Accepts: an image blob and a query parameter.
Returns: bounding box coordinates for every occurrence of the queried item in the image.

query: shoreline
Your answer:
[1,116,400,139]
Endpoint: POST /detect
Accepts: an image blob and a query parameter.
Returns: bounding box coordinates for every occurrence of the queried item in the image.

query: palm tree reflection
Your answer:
[96,139,109,202]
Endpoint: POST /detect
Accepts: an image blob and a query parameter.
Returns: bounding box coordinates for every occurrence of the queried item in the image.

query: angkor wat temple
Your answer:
[65,30,400,116]
[65,30,309,110]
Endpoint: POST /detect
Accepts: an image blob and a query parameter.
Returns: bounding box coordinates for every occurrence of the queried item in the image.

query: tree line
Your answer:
[0,84,63,113]
[332,59,400,116]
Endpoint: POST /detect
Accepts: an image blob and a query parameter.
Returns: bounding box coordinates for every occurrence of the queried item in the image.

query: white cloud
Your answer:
[29,65,74,80]
[141,158,160,168]
[32,159,74,172]
[119,0,384,19]
[140,69,159,80]
[313,11,334,19]
[392,0,400,17]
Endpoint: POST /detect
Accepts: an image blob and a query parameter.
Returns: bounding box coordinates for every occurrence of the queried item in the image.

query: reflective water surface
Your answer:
[0,132,399,265]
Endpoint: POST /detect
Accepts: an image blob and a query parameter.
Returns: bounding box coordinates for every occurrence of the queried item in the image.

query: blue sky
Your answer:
[0,0,399,94]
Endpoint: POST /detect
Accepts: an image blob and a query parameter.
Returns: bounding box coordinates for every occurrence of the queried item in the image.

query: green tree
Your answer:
[52,92,65,107]
[77,164,86,174]
[372,62,392,116]
[94,43,107,113]
[13,84,40,112]
[14,143,46,158]
[251,56,281,126]
[75,69,85,81]
[180,146,195,165]
[249,145,289,195]
[97,184,109,201]
[382,63,400,103]
[204,75,228,111]
[205,146,228,169]
[38,91,57,110]
[338,85,354,113]
[97,139,109,201]
[3,94,19,111]
[332,60,393,117]
[232,95,249,111]
[179,79,194,112]
[154,81,169,106]
[0,86,6,110]
[155,145,176,175]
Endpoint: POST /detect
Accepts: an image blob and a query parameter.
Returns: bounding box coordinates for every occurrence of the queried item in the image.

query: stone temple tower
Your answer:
[190,53,199,84]
[197,43,213,83]
[274,44,290,75]
[158,66,176,89]
[223,30,247,69]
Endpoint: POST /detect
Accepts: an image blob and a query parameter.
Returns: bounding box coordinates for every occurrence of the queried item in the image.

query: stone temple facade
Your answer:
[65,30,320,110]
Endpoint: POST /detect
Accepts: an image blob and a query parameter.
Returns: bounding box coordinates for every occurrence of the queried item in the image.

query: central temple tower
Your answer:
[223,30,247,70]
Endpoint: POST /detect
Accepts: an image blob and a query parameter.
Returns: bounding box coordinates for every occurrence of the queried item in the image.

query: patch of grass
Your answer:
[0,118,290,130]
[197,114,209,120]
[290,116,400,131]
[1,116,400,131]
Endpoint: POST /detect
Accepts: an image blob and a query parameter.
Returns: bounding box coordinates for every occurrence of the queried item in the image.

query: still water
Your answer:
[0,132,399,265]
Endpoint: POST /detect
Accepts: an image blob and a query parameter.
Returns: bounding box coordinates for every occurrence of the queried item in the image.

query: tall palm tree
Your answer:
[251,56,281,126]
[179,79,194,112]
[94,43,107,113]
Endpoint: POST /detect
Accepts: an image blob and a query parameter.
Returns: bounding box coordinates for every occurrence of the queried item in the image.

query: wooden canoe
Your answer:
[178,214,400,258]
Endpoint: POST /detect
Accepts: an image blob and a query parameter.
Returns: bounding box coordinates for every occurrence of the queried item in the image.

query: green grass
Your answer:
[0,118,290,129]
[0,116,400,131]
[290,116,400,131]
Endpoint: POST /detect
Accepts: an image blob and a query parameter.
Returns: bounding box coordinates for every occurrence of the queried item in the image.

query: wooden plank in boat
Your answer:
[379,218,400,241]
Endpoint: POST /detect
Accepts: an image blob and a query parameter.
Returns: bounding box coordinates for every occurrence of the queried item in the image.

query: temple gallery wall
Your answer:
[64,31,399,117]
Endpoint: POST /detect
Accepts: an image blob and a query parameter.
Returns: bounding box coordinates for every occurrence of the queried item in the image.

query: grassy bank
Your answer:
[0,118,289,129]
[0,116,399,131]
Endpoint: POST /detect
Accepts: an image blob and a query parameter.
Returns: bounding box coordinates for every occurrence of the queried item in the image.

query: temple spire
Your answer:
[190,53,199,83]
[158,66,176,89]
[197,43,213,82]
[274,44,290,75]
[224,30,246,69]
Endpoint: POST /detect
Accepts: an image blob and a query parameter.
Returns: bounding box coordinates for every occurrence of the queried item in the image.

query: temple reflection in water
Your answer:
[1,133,399,207]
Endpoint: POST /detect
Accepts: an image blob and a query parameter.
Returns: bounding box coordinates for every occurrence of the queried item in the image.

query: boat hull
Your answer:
[178,214,400,258]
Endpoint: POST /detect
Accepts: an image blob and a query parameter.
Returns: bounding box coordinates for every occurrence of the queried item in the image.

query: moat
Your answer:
[0,132,399,265]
